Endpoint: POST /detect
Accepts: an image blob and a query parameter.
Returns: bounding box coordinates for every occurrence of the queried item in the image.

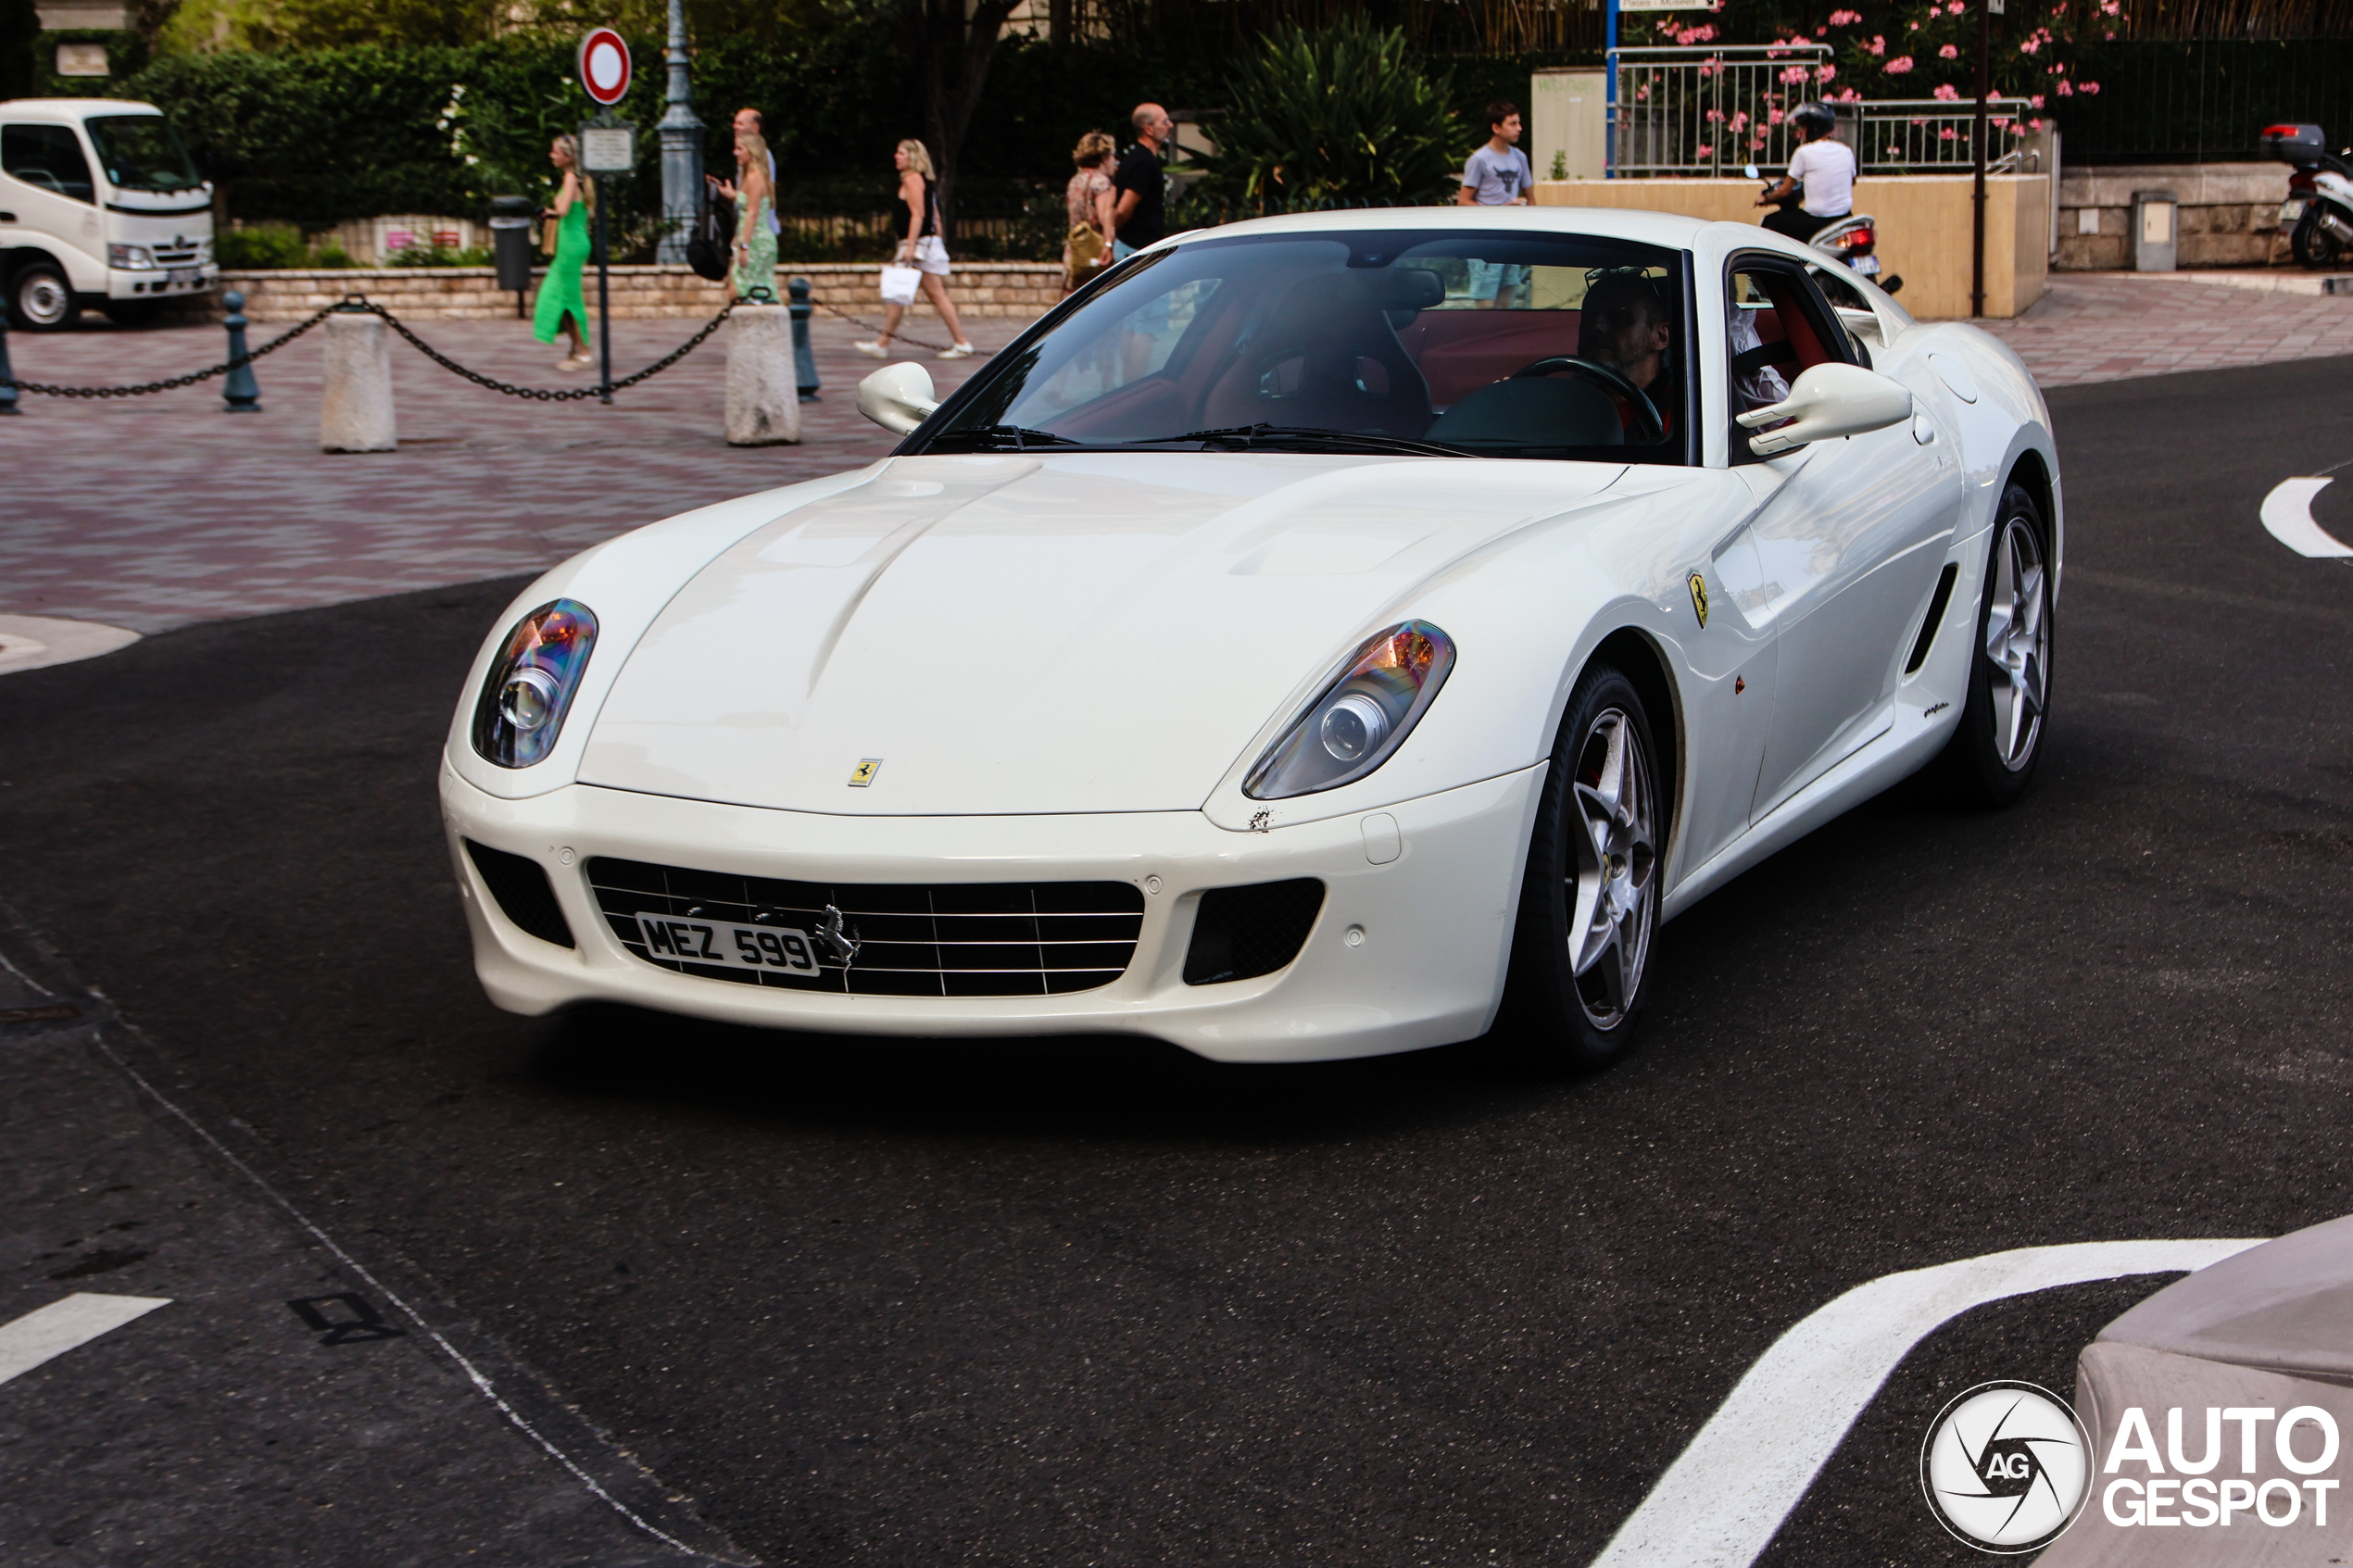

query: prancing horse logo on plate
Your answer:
[1688,571,1709,629]
[849,758,881,787]
[814,905,861,966]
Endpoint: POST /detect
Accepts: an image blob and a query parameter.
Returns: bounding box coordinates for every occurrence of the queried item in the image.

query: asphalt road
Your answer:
[2,355,2350,1567]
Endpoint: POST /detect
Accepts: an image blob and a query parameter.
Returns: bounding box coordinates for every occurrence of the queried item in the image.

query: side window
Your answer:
[1007,277,1220,420]
[1,123,97,204]
[1724,261,1848,462]
[1806,266,1877,366]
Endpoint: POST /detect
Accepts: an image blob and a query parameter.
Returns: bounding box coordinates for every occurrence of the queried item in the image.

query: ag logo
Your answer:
[1920,1381,2092,1553]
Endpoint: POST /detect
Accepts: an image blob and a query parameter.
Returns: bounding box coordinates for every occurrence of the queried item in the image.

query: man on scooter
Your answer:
[1756,102,1856,243]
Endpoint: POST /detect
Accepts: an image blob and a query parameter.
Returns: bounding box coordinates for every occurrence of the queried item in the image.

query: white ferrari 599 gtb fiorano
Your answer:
[442,207,2059,1067]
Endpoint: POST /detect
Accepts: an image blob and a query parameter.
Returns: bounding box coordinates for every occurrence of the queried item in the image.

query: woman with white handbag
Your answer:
[855,140,975,361]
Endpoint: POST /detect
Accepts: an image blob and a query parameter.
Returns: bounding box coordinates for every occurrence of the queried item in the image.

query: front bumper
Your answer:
[106,262,218,300]
[442,761,1544,1063]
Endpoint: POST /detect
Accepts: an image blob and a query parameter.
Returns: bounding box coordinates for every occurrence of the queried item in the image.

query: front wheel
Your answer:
[1929,483,2053,806]
[10,261,77,331]
[2292,208,2343,270]
[1492,663,1662,1071]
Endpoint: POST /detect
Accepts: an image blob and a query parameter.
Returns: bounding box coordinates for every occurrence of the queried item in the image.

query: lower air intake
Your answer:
[1183,879,1325,985]
[465,840,575,948]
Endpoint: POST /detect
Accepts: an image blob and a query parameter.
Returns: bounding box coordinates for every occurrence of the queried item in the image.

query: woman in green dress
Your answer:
[730,131,777,303]
[534,134,593,371]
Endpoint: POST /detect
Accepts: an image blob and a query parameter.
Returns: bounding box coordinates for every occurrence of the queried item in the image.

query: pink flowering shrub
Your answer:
[1938,41,1958,56]
[1882,53,1915,72]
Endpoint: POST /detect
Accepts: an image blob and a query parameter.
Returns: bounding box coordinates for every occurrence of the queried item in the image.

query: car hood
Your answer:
[578,451,1629,815]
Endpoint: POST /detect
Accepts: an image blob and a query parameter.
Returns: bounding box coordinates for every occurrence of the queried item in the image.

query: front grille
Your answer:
[586,857,1145,997]
[1183,879,1324,985]
[465,840,575,947]
[152,243,199,265]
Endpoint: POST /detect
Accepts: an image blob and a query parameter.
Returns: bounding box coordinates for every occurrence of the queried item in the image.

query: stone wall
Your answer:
[171,262,1067,324]
[2054,164,2292,270]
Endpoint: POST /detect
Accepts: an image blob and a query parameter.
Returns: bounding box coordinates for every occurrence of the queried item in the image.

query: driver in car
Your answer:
[1575,270,1675,438]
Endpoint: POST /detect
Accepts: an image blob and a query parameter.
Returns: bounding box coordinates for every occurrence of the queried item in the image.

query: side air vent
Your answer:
[1905,562,1961,676]
[1182,879,1325,985]
[465,840,576,948]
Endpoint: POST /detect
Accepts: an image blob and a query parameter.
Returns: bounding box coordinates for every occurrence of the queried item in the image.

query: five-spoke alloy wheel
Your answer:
[1497,662,1661,1069]
[1932,480,2055,805]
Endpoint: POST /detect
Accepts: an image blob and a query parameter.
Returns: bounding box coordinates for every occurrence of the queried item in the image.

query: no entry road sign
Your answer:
[578,29,631,106]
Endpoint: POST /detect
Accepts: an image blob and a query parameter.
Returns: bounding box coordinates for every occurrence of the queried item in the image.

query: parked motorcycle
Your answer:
[1744,163,1906,295]
[2263,123,2353,270]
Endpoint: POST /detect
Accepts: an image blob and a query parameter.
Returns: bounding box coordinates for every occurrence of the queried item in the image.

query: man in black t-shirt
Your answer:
[1111,103,1174,259]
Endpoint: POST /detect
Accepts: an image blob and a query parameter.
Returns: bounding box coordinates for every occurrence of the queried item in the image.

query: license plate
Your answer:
[1851,255,1881,276]
[635,910,823,972]
[167,267,201,286]
[2282,199,2309,222]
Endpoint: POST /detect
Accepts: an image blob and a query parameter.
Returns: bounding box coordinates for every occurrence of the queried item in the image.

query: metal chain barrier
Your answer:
[808,296,962,355]
[1,303,338,397]
[1,292,743,402]
[356,296,738,402]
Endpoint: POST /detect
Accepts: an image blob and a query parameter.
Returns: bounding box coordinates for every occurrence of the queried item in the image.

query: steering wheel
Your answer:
[1510,356,1665,445]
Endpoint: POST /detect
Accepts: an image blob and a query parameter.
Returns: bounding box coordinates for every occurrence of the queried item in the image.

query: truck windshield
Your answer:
[86,115,202,194]
[919,229,1694,466]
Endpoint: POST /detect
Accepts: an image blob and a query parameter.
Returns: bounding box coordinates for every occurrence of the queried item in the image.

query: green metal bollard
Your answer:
[789,276,820,403]
[221,290,261,413]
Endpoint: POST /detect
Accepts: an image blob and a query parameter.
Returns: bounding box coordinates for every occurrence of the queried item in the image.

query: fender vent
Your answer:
[1905,563,1961,676]
[1183,879,1325,985]
[465,841,575,948]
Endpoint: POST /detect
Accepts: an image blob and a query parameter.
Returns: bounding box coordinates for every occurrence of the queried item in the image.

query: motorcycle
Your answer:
[2263,123,2353,270]
[1745,163,1906,295]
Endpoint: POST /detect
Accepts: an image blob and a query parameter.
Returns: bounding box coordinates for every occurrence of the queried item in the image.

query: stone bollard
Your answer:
[725,304,801,446]
[788,276,821,403]
[319,307,397,453]
[220,290,260,413]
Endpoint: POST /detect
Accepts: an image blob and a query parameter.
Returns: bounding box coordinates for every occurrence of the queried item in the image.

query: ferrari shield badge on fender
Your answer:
[1688,572,1709,629]
[849,759,881,787]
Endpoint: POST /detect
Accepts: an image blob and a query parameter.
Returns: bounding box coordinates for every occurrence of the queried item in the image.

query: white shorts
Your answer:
[911,235,951,276]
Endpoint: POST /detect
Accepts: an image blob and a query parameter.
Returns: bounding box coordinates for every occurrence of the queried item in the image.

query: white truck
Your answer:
[0,96,219,330]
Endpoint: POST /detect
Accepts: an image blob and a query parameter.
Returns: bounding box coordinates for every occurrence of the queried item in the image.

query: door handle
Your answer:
[1911,413,1937,445]
[0,212,15,223]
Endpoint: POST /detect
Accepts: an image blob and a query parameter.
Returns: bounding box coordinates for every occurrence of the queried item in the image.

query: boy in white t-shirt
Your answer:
[1756,102,1856,243]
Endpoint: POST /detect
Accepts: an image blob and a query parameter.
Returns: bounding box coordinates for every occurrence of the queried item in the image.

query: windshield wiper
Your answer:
[925,424,1083,452]
[1165,424,1477,458]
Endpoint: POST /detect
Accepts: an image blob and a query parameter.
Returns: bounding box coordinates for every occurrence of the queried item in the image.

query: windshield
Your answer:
[923,230,1692,463]
[86,115,202,194]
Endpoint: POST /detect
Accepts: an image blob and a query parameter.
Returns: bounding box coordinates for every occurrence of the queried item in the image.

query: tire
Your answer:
[10,261,79,330]
[2292,208,2343,270]
[1492,662,1663,1071]
[1929,481,2053,807]
[103,299,164,328]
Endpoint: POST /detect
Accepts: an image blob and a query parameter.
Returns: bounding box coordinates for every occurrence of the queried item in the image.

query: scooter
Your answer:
[1745,163,1906,295]
[2263,123,2353,270]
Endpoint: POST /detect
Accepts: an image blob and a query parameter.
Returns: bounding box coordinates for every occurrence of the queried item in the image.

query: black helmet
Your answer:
[1792,101,1838,139]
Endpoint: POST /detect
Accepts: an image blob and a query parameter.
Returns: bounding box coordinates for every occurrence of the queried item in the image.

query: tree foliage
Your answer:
[1194,17,1474,212]
[1,0,41,101]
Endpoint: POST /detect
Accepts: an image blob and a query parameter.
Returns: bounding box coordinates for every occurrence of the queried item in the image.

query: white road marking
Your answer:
[1588,1237,2267,1568]
[0,1292,171,1386]
[2260,478,2353,558]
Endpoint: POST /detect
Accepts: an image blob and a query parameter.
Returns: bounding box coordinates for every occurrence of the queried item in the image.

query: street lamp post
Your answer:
[656,0,703,265]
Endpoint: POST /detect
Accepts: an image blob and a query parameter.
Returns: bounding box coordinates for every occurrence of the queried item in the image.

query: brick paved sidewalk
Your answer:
[1,307,1025,633]
[5,273,2350,636]
[1977,273,2353,386]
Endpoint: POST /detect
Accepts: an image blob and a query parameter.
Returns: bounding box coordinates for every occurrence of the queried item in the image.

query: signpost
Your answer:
[576,29,633,404]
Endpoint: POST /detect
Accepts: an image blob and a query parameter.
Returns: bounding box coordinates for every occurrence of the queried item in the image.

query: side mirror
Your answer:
[1736,362,1913,458]
[856,362,938,434]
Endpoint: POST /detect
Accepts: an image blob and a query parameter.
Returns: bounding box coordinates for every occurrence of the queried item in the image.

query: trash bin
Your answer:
[489,195,535,315]
[2132,190,2178,272]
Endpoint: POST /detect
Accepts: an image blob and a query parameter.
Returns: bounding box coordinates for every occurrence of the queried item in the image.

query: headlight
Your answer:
[1244,621,1454,800]
[107,245,157,270]
[471,599,598,768]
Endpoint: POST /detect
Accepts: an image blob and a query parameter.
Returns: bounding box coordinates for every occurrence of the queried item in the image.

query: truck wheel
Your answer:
[10,262,78,330]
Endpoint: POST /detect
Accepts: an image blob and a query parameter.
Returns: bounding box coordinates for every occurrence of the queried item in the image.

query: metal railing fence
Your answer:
[1607,44,1835,178]
[1858,98,2038,170]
